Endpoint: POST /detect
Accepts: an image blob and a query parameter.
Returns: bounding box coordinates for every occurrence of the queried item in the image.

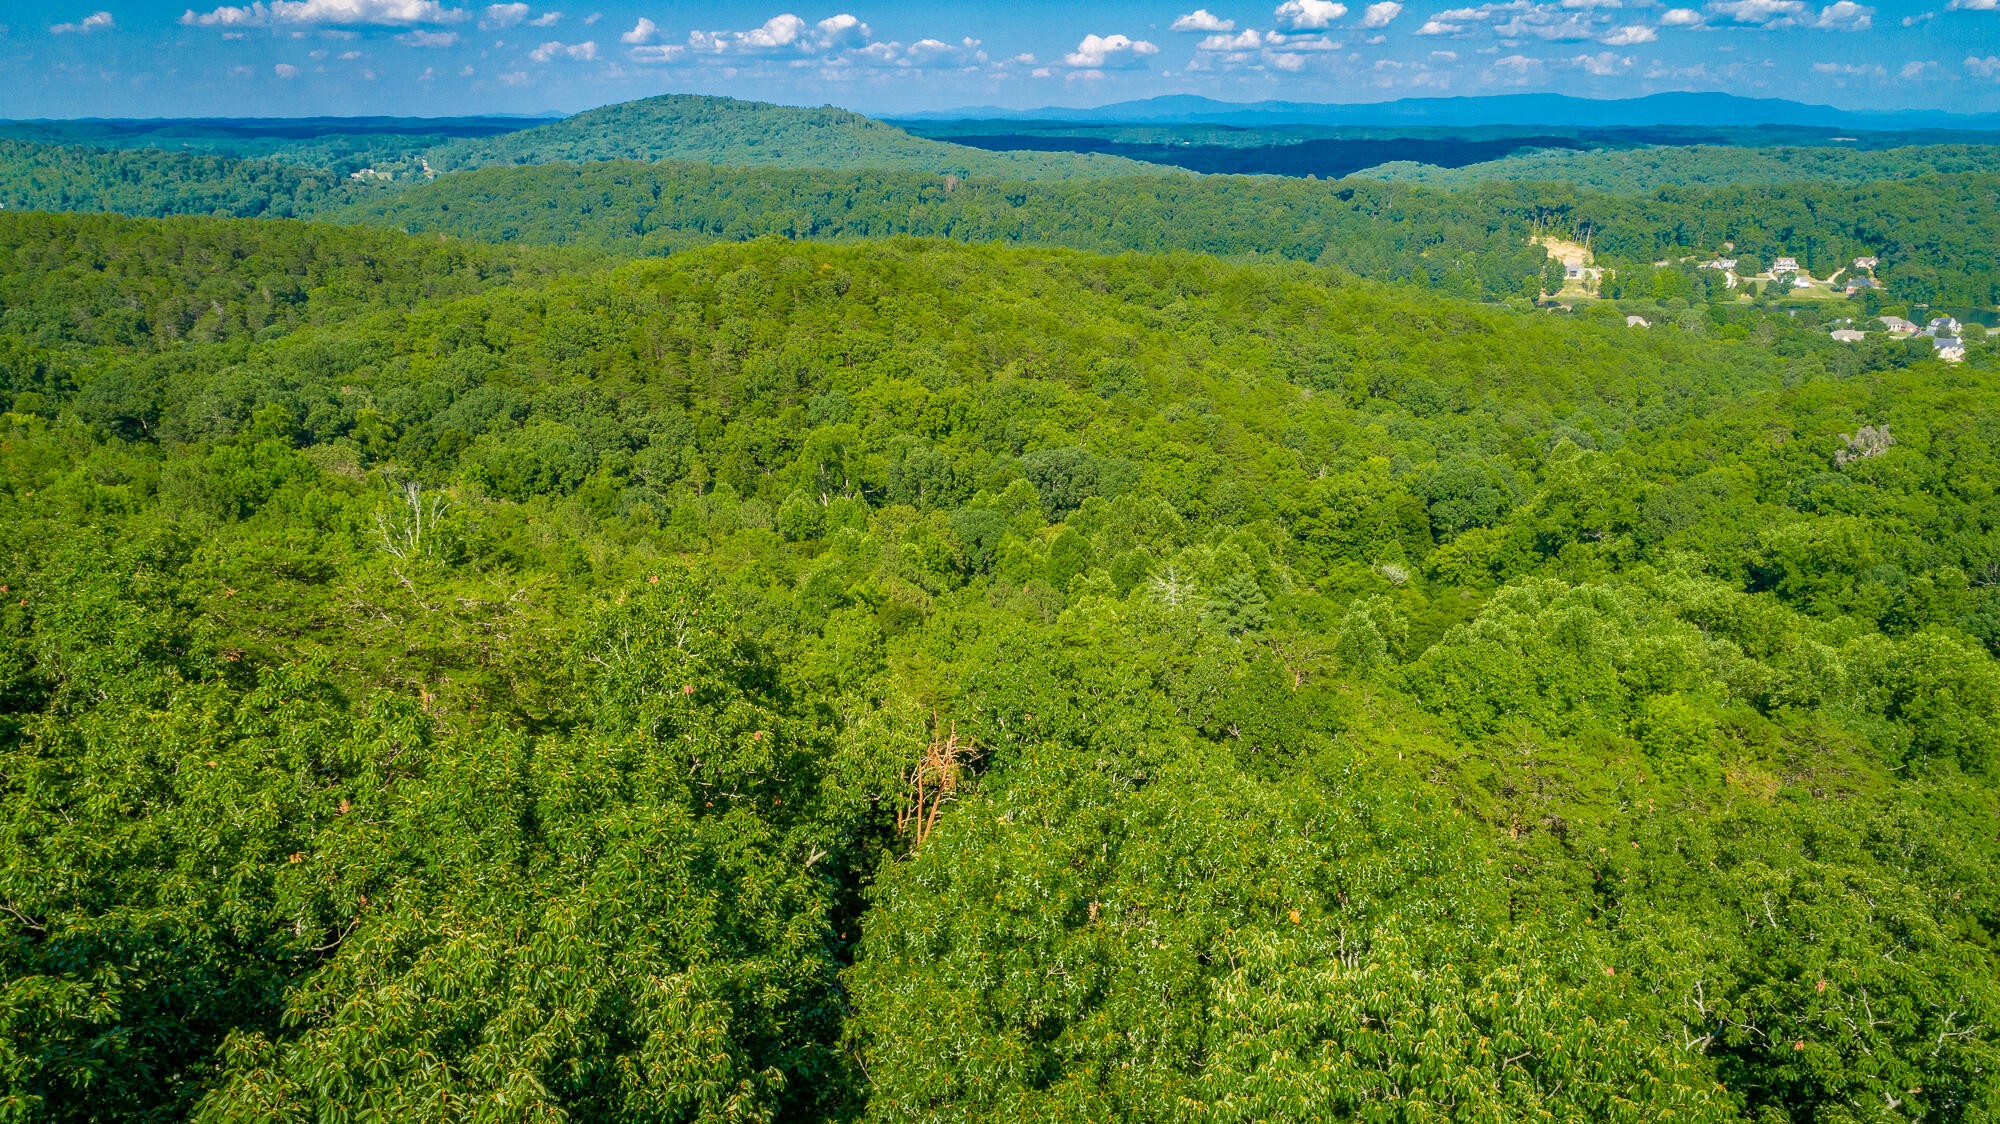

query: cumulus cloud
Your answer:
[1600,22,1655,40]
[898,35,985,65]
[620,15,656,43]
[1411,0,1646,39]
[1812,1,1872,29]
[1064,32,1159,67]
[1659,7,1704,22]
[184,0,467,27]
[399,27,456,43]
[50,10,115,33]
[628,43,683,62]
[1358,1,1405,25]
[1199,28,1270,48]
[526,10,560,24]
[1275,0,1348,27]
[1705,0,1806,24]
[687,13,871,55]
[1898,59,1934,77]
[1571,49,1631,72]
[479,2,526,26]
[1486,52,1543,81]
[528,37,594,59]
[814,12,869,48]
[1967,54,2000,76]
[274,61,301,76]
[1945,0,1996,9]
[1811,60,1883,75]
[1172,8,1236,30]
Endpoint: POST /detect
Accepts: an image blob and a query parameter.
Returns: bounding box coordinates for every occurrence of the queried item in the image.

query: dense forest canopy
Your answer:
[2,89,1999,1121]
[5,131,1999,308]
[1360,142,2000,192]
[2,207,1997,1120]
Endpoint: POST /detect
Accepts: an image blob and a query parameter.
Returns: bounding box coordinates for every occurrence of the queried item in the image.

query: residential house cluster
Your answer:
[1853,314,1966,361]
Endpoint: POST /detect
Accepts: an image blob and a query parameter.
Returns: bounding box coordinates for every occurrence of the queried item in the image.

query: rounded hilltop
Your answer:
[424,92,1169,180]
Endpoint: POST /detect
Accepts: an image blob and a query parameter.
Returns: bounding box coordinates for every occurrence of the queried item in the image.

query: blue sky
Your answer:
[2,0,1996,118]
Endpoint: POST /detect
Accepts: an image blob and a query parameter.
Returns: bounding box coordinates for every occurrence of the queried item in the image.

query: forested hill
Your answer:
[1359,142,2000,192]
[4,212,2000,1120]
[6,134,2000,306]
[423,93,1171,179]
[0,139,361,219]
[330,158,2000,305]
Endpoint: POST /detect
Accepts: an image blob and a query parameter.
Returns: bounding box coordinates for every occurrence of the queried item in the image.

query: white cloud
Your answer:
[1411,0,1642,39]
[498,68,530,82]
[898,35,985,66]
[1705,0,1806,24]
[1571,49,1631,72]
[479,2,525,27]
[184,0,467,28]
[628,43,683,62]
[1172,8,1236,30]
[620,16,656,43]
[1064,32,1159,67]
[1901,10,1935,23]
[1946,0,1996,9]
[1967,54,2000,76]
[1601,22,1655,40]
[1200,28,1270,48]
[50,10,115,33]
[526,10,560,25]
[1898,59,1933,77]
[1812,0,1872,29]
[687,13,872,55]
[528,37,594,59]
[1498,11,1599,37]
[1487,52,1543,81]
[274,61,301,76]
[1659,7,1704,22]
[1358,1,1405,25]
[399,28,456,44]
[815,12,869,48]
[1275,0,1347,27]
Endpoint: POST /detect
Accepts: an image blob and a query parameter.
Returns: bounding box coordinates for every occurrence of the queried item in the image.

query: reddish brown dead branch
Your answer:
[897,718,979,852]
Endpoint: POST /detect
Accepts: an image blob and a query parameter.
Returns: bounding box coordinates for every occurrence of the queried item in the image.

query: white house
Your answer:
[1830,329,1866,342]
[1853,256,1879,270]
[1772,256,1800,273]
[1934,336,1966,362]
[1879,316,1919,335]
[1626,315,1650,328]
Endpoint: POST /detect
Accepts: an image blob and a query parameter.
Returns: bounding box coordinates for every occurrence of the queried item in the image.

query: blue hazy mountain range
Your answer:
[901,92,2000,132]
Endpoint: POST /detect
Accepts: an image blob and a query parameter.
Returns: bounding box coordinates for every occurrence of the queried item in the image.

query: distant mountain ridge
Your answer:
[424,94,1174,180]
[901,92,2000,132]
